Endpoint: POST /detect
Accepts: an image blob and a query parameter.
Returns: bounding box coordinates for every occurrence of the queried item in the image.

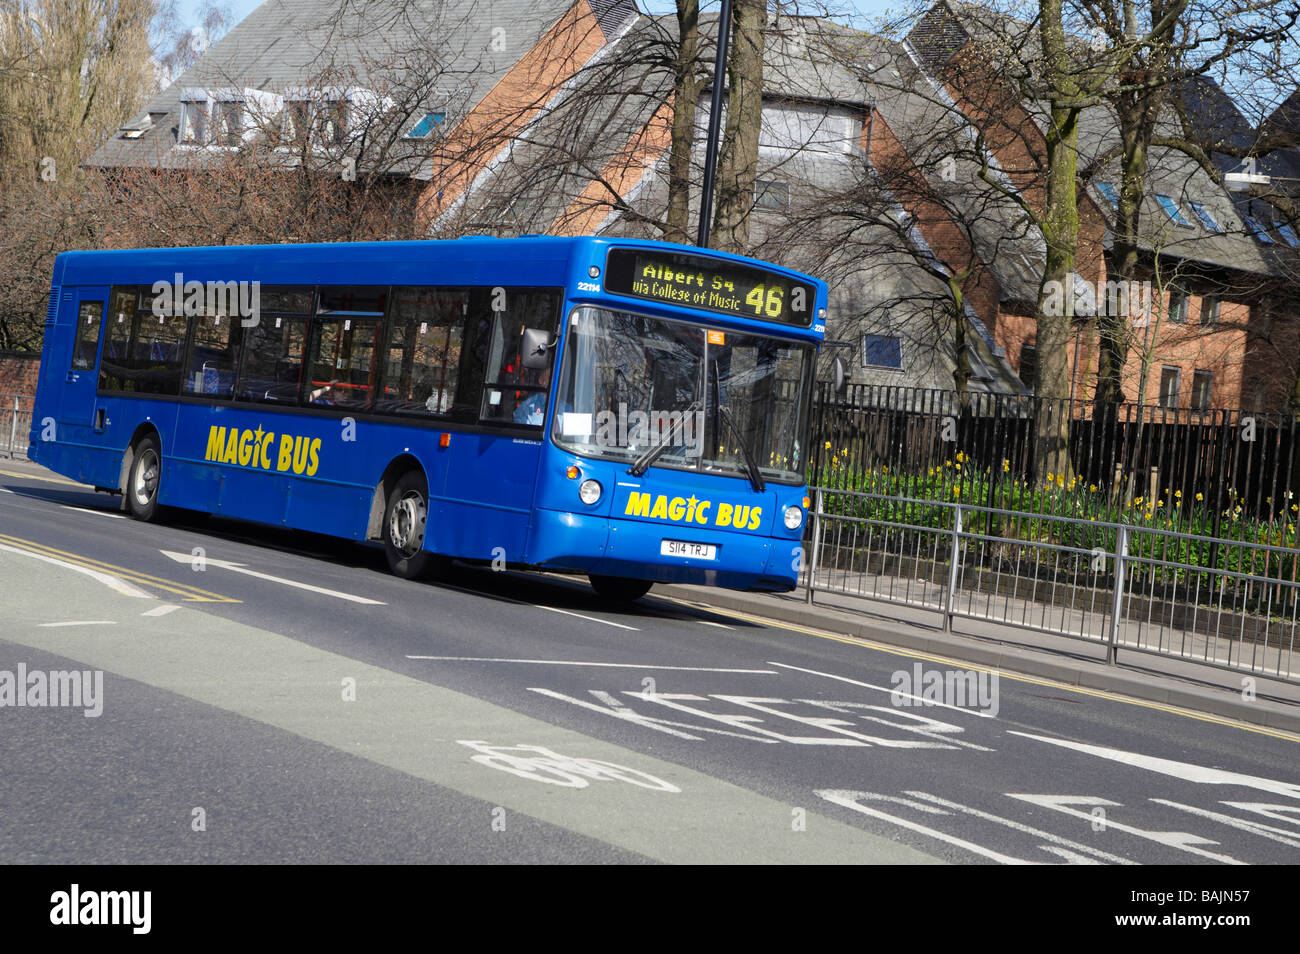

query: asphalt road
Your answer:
[1,459,1298,865]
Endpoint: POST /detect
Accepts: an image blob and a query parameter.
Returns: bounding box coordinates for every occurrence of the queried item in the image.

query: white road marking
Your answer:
[61,505,125,519]
[1010,731,1300,799]
[770,661,998,717]
[0,487,13,493]
[1007,794,1245,864]
[905,791,1133,863]
[530,688,780,742]
[38,620,117,627]
[1150,799,1300,848]
[0,542,152,599]
[142,604,180,617]
[696,620,732,629]
[407,656,773,673]
[534,604,638,631]
[158,550,384,604]
[817,789,1034,864]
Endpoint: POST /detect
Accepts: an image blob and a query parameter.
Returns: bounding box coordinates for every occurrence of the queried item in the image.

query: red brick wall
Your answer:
[0,352,39,400]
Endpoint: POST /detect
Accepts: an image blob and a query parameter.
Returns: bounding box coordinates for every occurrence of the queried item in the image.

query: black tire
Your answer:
[125,435,163,522]
[589,574,653,603]
[383,470,444,580]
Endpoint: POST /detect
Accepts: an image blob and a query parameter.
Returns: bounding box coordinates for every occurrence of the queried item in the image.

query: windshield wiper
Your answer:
[711,359,765,493]
[628,399,702,477]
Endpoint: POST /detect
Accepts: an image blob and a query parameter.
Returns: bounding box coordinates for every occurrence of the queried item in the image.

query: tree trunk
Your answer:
[664,0,700,244]
[710,0,763,255]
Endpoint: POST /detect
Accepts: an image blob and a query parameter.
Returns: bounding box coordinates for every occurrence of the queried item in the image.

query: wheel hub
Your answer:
[389,492,427,557]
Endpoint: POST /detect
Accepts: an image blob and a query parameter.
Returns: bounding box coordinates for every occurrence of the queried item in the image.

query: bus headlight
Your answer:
[784,505,803,530]
[579,479,603,505]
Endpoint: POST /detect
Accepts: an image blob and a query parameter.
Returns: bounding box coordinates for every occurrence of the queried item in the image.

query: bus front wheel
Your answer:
[126,435,163,522]
[588,575,653,603]
[384,471,444,580]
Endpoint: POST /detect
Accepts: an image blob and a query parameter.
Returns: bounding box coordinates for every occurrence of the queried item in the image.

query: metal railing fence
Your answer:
[0,395,32,459]
[802,486,1299,683]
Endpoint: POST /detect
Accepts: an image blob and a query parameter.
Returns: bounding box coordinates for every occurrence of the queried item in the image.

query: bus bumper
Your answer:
[528,508,800,592]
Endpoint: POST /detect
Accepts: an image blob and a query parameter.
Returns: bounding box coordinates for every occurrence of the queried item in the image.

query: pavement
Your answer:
[656,580,1300,735]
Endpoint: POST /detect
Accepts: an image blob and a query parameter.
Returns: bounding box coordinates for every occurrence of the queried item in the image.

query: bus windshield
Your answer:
[552,306,813,484]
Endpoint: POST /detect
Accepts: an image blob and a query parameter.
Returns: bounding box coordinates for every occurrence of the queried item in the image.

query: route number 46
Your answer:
[746,283,784,318]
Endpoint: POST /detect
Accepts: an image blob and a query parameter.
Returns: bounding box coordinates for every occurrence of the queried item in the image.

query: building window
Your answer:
[756,179,790,211]
[1245,216,1276,244]
[1159,365,1181,408]
[1156,194,1191,227]
[404,111,446,139]
[1188,201,1223,232]
[179,97,209,144]
[1018,343,1037,392]
[1167,285,1188,324]
[1191,370,1212,410]
[861,334,902,369]
[1199,294,1220,328]
[215,100,243,146]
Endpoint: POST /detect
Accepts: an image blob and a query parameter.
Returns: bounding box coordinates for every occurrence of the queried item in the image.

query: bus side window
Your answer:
[183,313,240,398]
[476,288,561,425]
[72,302,104,371]
[232,287,312,404]
[98,286,186,395]
[376,287,466,417]
[236,316,307,404]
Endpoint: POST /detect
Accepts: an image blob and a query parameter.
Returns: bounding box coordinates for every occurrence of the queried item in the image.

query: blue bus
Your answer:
[30,237,826,600]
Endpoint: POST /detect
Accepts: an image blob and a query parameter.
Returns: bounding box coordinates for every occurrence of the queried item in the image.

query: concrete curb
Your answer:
[654,583,1300,736]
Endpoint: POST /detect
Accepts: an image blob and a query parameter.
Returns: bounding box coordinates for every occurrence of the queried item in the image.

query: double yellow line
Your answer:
[0,533,240,603]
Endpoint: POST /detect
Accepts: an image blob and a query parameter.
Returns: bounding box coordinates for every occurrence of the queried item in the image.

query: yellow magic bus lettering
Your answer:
[204,425,318,476]
[622,492,760,530]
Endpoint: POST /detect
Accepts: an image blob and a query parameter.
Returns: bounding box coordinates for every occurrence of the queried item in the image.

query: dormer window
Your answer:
[179,89,210,144]
[178,88,281,148]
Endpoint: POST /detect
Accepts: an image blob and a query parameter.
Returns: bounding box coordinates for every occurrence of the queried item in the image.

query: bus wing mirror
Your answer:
[521,328,555,369]
[832,355,848,394]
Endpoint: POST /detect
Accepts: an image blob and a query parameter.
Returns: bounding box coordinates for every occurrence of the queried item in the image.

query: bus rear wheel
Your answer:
[588,574,653,603]
[384,471,444,580]
[126,435,163,522]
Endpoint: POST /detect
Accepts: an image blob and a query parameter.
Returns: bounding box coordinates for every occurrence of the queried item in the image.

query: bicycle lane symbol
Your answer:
[457,740,682,792]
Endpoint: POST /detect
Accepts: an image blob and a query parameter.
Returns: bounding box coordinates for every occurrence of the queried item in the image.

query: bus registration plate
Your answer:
[661,540,716,560]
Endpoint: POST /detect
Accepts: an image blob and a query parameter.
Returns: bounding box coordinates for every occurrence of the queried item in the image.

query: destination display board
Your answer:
[604,249,815,327]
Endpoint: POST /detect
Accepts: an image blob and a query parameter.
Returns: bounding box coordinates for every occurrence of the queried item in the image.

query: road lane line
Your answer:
[38,620,118,627]
[142,604,181,617]
[60,505,126,519]
[696,620,733,629]
[159,550,385,604]
[406,655,775,673]
[769,660,997,718]
[0,468,85,486]
[0,542,153,599]
[535,604,638,631]
[0,534,238,603]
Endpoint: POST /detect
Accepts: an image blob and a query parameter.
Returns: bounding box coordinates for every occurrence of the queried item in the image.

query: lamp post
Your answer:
[696,0,733,249]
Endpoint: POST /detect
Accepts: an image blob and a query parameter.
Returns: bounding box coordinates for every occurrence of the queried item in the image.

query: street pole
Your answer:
[696,0,733,249]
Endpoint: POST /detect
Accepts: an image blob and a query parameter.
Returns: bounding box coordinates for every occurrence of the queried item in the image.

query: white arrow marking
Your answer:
[1009,731,1300,800]
[159,550,384,604]
[1006,794,1245,864]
